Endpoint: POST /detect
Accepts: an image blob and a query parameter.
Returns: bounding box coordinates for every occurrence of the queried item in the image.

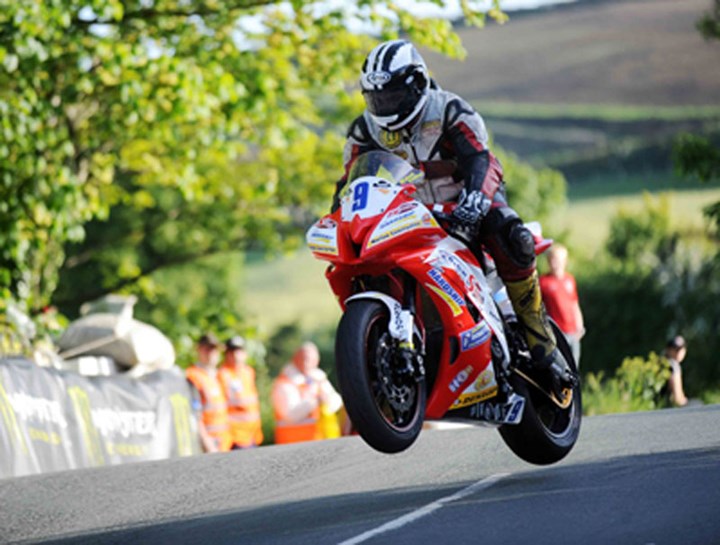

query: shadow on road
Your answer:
[36,447,720,545]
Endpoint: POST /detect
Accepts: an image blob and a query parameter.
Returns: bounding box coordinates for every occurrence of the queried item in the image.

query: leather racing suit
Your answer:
[332,86,558,361]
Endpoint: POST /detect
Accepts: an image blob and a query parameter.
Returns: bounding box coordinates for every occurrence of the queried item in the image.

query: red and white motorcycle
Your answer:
[306,151,581,464]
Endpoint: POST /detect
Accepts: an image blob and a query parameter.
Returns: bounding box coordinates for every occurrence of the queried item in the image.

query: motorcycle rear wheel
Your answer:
[498,322,582,465]
[336,300,426,454]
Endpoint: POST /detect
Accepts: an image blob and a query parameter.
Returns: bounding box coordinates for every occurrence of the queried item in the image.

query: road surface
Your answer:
[1,405,719,544]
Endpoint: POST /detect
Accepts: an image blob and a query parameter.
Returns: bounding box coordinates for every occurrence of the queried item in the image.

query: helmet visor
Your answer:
[363,86,417,118]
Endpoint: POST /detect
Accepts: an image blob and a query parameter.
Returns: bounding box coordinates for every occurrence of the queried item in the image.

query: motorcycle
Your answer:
[306,150,581,465]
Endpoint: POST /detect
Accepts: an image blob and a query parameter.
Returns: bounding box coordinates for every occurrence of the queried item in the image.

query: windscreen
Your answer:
[346,151,423,187]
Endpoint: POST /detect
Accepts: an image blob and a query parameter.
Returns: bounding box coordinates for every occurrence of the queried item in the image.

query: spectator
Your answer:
[539,244,585,365]
[186,333,232,453]
[271,341,343,444]
[664,335,689,407]
[219,335,263,449]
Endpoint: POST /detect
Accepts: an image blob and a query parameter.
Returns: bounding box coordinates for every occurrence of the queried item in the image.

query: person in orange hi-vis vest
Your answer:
[186,333,232,453]
[271,341,343,444]
[218,335,264,449]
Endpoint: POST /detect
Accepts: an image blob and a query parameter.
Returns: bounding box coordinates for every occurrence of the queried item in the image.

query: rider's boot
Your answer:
[505,272,574,396]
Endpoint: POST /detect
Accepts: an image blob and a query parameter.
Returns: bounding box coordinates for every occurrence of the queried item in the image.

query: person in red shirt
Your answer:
[539,244,585,365]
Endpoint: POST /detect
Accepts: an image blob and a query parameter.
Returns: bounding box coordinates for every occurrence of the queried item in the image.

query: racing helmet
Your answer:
[360,40,430,132]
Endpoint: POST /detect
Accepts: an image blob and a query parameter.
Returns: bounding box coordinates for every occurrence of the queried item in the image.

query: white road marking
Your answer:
[337,473,509,545]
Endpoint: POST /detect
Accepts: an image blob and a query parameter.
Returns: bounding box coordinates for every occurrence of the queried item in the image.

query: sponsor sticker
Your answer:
[366,202,436,249]
[307,220,339,256]
[449,365,474,393]
[427,268,465,309]
[460,321,491,352]
[421,119,442,137]
[468,395,525,424]
[367,71,391,86]
[425,283,464,317]
[430,250,478,291]
[449,367,498,409]
[380,129,402,149]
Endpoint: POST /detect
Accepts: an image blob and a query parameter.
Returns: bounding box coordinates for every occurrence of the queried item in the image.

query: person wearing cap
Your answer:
[271,341,343,444]
[664,335,689,407]
[186,333,232,453]
[218,335,263,449]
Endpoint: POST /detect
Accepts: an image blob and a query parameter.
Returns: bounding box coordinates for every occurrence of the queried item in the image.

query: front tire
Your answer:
[335,300,426,454]
[499,322,582,465]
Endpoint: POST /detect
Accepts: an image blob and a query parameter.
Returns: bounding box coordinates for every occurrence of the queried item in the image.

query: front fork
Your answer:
[345,272,425,381]
[398,273,425,380]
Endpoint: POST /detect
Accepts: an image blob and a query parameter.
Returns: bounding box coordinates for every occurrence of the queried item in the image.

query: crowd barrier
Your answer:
[0,357,201,478]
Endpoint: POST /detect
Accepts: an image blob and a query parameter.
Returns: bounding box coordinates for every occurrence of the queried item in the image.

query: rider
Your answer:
[332,39,568,379]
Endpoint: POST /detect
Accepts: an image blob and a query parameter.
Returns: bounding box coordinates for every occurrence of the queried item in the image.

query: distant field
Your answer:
[485,113,720,170]
[242,250,341,335]
[426,0,720,107]
[560,177,720,258]
[475,103,720,122]
[427,0,720,167]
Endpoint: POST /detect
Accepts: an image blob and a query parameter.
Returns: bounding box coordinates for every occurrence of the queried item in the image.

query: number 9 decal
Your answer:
[352,182,369,212]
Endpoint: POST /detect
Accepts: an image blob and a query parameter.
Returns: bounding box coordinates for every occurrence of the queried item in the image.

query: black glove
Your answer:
[452,190,491,227]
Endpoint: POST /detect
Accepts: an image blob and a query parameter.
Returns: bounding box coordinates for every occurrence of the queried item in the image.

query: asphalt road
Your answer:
[1,405,719,545]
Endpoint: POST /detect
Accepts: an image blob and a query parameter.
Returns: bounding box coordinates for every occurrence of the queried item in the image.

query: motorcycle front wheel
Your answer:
[499,322,582,465]
[335,300,426,454]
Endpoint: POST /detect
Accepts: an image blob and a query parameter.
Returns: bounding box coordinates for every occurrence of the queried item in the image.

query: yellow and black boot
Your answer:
[505,271,557,366]
[506,272,578,403]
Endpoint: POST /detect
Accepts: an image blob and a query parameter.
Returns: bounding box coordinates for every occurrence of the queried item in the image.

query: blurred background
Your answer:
[246,0,720,416]
[2,0,719,434]
[246,0,720,411]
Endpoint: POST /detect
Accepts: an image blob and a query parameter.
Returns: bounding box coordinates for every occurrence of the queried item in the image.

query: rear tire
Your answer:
[335,300,426,454]
[499,322,582,465]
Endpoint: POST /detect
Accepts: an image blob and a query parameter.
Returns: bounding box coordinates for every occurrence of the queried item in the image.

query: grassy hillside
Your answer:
[560,177,719,258]
[424,0,720,169]
[242,250,341,335]
[425,0,720,107]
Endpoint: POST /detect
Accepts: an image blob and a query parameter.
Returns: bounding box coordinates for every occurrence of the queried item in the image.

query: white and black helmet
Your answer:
[360,40,430,132]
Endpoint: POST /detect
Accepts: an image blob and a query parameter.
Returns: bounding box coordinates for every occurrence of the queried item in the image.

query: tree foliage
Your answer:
[499,147,567,228]
[674,1,720,233]
[605,193,677,269]
[697,0,720,40]
[579,192,720,396]
[582,352,671,416]
[1,0,503,314]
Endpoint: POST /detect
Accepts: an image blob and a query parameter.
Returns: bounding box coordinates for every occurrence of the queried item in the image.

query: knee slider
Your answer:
[507,223,536,268]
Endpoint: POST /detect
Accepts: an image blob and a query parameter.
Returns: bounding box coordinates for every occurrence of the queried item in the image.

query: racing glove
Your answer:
[452,189,492,227]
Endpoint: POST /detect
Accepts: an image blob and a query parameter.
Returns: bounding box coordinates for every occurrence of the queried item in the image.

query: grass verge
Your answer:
[474,102,720,123]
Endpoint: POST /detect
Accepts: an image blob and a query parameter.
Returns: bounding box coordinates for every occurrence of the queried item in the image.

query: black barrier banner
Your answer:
[0,357,201,478]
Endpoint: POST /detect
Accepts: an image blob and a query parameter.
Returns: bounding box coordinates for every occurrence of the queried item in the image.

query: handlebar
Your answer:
[431,203,553,256]
[431,204,479,238]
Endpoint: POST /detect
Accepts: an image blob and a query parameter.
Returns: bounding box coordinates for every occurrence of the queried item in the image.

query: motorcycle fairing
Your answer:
[308,164,498,420]
[426,238,511,366]
[340,179,444,258]
[448,365,499,409]
[340,177,400,221]
[345,291,419,346]
[390,233,498,419]
[365,200,440,251]
[467,393,525,425]
[307,218,339,257]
